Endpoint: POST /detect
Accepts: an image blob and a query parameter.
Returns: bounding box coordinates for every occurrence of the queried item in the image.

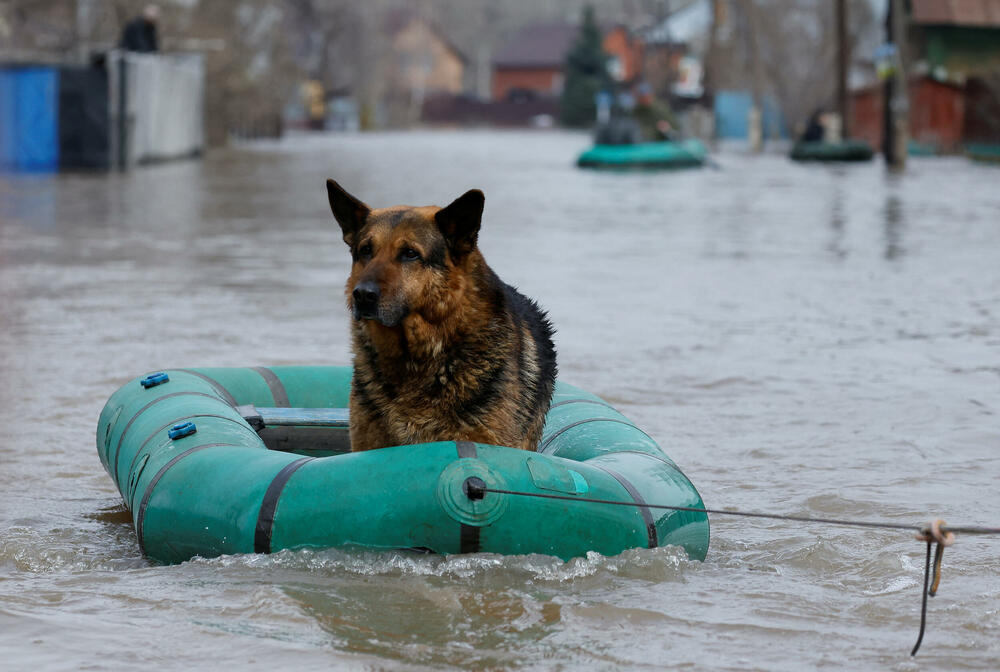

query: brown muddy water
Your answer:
[0,130,998,671]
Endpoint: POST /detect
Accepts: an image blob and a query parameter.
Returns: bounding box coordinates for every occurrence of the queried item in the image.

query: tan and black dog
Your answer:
[326,179,557,452]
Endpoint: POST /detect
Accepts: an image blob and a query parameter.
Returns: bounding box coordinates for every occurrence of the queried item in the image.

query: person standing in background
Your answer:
[120,4,160,53]
[800,109,828,143]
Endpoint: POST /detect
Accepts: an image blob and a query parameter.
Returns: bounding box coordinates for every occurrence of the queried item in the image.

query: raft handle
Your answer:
[168,422,197,440]
[140,372,170,389]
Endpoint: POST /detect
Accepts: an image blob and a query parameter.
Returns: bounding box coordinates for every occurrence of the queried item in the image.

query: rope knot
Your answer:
[916,518,955,547]
[911,519,957,655]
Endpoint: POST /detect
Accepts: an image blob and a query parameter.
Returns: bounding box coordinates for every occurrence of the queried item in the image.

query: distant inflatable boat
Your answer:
[790,139,875,162]
[965,143,1000,163]
[97,366,710,565]
[577,139,708,169]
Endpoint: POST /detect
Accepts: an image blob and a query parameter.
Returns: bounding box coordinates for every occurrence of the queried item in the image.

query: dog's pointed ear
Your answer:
[327,179,370,247]
[435,189,484,259]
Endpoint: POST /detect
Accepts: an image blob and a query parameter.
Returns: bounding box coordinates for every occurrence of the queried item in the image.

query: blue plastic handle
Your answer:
[168,422,197,440]
[141,372,170,389]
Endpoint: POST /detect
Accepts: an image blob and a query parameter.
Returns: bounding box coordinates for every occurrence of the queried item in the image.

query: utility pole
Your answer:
[836,0,849,139]
[883,0,908,170]
[703,0,722,99]
[746,0,763,152]
[75,0,98,62]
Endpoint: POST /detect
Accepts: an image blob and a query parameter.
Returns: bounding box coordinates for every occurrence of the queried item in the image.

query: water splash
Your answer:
[187,544,694,584]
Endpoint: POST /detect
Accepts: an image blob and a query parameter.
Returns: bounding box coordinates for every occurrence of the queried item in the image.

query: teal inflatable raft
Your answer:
[97,367,709,565]
[577,139,707,169]
[790,139,874,162]
[965,143,1000,163]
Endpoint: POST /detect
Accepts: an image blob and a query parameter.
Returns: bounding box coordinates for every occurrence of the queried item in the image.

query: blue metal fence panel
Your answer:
[0,70,17,168]
[16,68,59,171]
[714,90,787,140]
[715,90,751,139]
[0,66,59,172]
[761,97,787,139]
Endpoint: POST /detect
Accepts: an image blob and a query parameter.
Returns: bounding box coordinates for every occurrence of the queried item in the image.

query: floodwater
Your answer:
[1,130,998,670]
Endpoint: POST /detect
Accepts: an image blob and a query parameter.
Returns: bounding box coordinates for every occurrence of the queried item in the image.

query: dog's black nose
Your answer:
[352,282,379,318]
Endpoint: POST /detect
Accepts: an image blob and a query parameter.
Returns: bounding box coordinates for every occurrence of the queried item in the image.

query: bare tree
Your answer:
[721,0,875,135]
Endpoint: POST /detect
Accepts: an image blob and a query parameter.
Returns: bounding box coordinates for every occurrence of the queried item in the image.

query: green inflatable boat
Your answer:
[965,143,1000,163]
[790,139,875,162]
[577,139,708,169]
[97,366,710,565]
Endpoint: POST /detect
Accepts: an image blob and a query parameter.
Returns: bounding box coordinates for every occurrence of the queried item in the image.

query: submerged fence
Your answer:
[0,66,59,171]
[0,51,204,172]
[109,51,204,168]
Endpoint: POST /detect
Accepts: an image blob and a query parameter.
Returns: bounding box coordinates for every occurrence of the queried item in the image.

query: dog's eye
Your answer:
[400,247,421,262]
[358,243,373,259]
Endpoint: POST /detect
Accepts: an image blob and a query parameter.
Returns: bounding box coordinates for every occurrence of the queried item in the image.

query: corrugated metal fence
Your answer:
[109,51,204,168]
[0,51,203,172]
[714,90,787,140]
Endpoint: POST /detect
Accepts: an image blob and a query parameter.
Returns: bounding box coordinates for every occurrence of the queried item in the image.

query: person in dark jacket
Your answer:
[801,109,826,143]
[120,5,160,53]
[632,84,679,142]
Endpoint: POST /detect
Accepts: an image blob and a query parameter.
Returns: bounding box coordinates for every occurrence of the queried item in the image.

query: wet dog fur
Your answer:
[326,179,557,452]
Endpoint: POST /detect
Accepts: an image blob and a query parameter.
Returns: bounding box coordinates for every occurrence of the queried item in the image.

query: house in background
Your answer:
[637,1,718,138]
[383,10,466,126]
[492,22,643,101]
[638,1,710,101]
[851,76,966,152]
[909,0,1000,147]
[640,38,689,100]
[424,22,576,126]
[850,0,1000,153]
[489,17,717,136]
[908,0,1000,79]
[602,25,643,84]
[491,24,576,101]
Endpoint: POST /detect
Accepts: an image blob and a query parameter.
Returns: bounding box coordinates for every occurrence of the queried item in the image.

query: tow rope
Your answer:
[462,478,1000,656]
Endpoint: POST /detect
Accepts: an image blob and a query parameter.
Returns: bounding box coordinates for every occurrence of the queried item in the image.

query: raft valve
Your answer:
[463,476,487,500]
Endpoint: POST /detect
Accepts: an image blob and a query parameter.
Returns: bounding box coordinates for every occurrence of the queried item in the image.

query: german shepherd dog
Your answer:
[326,179,557,452]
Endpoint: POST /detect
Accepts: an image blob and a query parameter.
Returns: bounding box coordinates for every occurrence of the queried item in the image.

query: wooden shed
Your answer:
[851,75,966,153]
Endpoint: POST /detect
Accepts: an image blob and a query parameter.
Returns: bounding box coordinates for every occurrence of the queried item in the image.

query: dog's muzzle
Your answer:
[352,281,380,321]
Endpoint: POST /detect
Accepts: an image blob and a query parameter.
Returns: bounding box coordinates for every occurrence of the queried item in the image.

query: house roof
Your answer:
[911,0,1000,27]
[383,8,468,64]
[493,23,578,69]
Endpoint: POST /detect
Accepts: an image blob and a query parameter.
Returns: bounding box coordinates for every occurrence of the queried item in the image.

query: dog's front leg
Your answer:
[348,403,397,452]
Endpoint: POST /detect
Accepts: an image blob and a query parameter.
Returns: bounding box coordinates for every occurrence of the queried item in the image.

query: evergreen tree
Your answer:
[560,6,611,127]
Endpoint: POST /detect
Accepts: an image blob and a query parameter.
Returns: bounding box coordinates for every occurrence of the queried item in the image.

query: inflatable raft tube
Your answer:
[790,139,874,162]
[97,367,710,565]
[577,139,707,169]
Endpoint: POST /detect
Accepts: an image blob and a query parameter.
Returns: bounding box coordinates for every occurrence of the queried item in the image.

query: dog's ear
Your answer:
[326,179,370,247]
[435,189,484,259]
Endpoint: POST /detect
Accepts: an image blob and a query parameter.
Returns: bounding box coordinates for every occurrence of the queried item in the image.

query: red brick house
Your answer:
[603,25,643,83]
[492,22,685,103]
[491,24,577,101]
[851,0,1000,151]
